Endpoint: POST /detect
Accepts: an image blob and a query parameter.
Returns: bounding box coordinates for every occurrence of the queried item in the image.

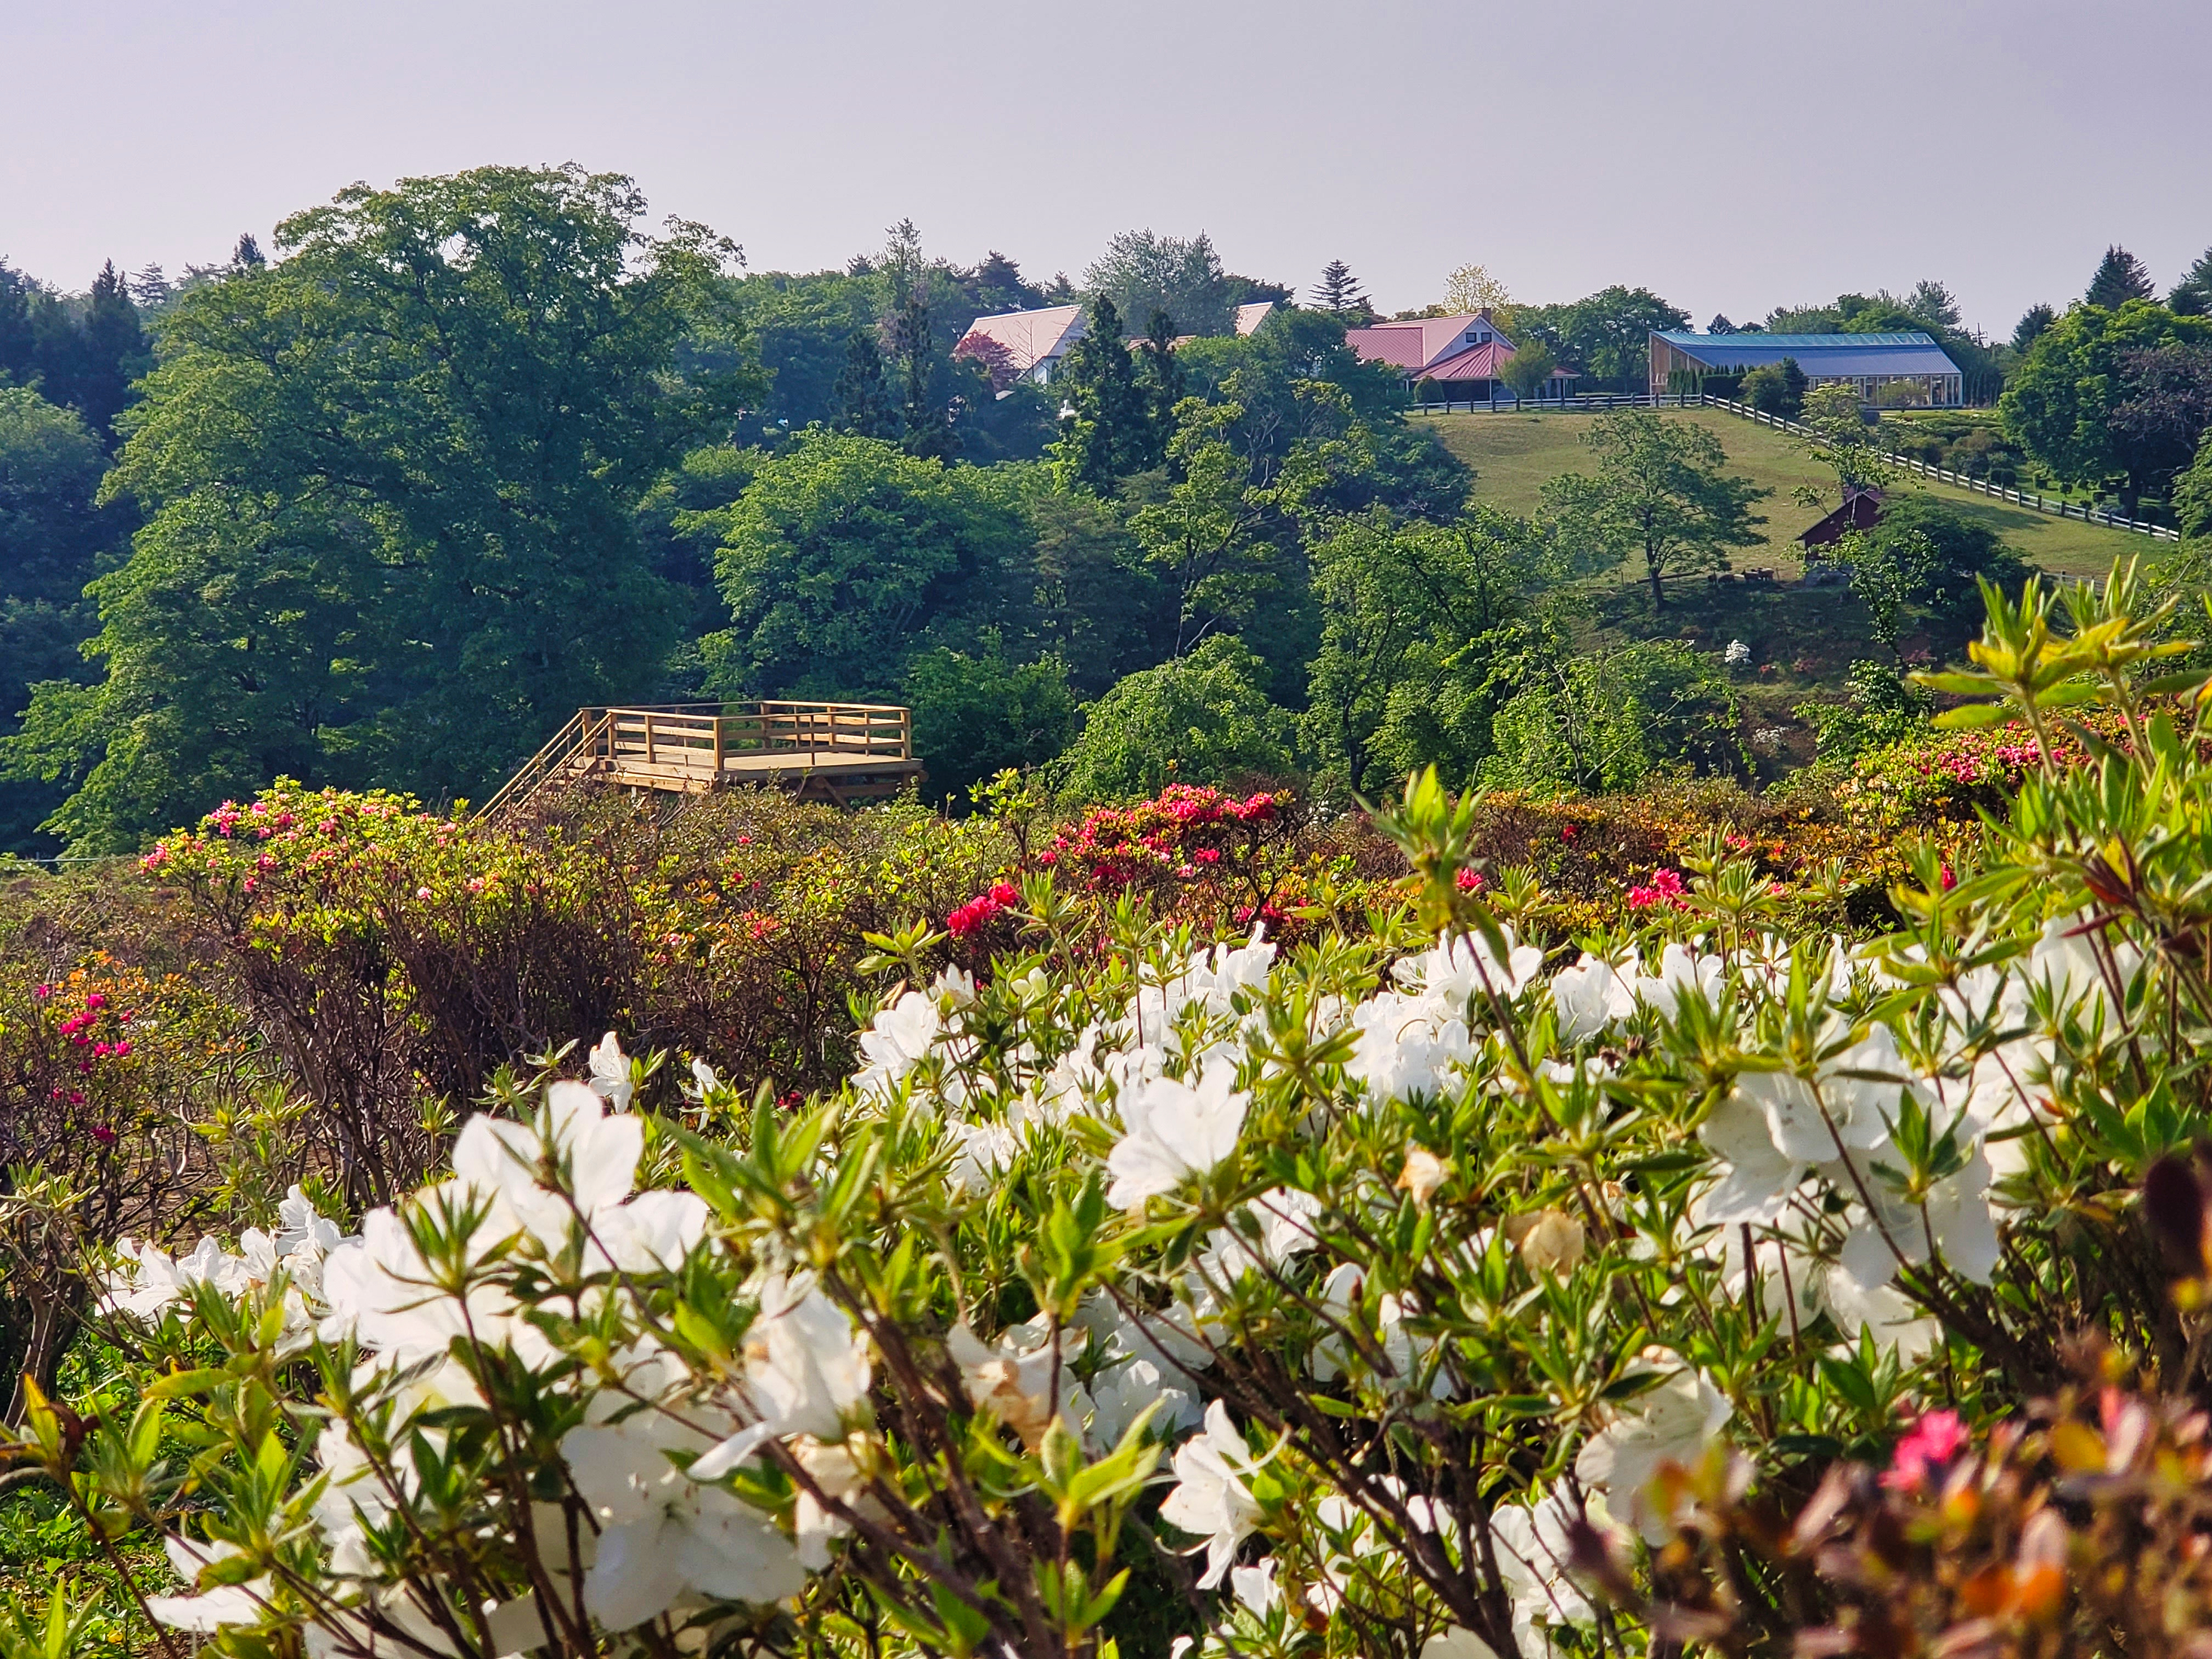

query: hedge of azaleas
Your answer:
[21,567,2212,1658]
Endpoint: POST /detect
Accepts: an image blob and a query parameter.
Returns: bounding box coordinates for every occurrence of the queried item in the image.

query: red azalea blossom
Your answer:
[1455,868,1486,892]
[90,1125,116,1147]
[1882,1408,1970,1492]
[947,895,1002,937]
[1940,865,1956,891]
[988,882,1020,907]
[1628,868,1689,910]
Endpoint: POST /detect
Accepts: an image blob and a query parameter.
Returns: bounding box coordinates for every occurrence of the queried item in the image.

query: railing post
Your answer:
[644,712,654,766]
[712,714,724,778]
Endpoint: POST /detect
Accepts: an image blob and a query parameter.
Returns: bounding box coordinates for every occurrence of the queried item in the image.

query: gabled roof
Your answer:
[1798,487,1884,548]
[957,304,1087,373]
[1654,329,1962,377]
[1234,301,1277,336]
[1346,312,1516,375]
[1413,340,1579,383]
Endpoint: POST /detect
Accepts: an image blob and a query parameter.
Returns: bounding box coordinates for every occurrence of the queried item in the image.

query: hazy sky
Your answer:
[7,0,2208,337]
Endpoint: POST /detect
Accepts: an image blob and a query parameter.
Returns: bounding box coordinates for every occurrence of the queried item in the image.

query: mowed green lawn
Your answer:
[1416,408,2152,580]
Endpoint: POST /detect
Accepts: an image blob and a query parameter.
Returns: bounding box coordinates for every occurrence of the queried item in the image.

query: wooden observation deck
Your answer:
[481,703,923,818]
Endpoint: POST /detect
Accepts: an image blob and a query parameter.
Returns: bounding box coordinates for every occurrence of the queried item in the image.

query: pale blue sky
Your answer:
[5,0,2208,336]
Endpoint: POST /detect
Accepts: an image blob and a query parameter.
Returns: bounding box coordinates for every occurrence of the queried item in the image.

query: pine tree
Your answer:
[1050,296,1152,493]
[233,233,266,270]
[889,290,957,461]
[75,261,147,442]
[2086,245,2155,310]
[830,330,898,439]
[2012,303,2057,354]
[1135,308,1185,469]
[1311,259,1369,318]
[2171,248,2212,318]
[1708,314,1735,334]
[1780,356,1808,414]
[1906,279,1962,330]
[128,264,171,308]
[0,262,32,383]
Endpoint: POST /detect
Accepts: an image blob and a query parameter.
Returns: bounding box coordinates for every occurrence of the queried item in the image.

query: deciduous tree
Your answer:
[1083,230,1233,338]
[1541,411,1767,608]
[1131,381,1372,653]
[1054,633,1295,800]
[2001,300,2212,514]
[1443,264,1512,318]
[7,165,753,850]
[1303,505,1554,792]
[1498,338,1558,403]
[703,432,1025,699]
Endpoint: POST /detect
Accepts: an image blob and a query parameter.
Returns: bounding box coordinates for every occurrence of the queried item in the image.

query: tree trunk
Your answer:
[1647,552,1666,610]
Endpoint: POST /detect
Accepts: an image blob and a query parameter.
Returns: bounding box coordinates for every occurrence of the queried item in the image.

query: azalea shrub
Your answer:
[14,567,2212,1658]
[0,934,249,1403]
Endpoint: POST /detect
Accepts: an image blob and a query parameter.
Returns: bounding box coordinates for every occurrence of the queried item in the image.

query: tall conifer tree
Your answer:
[2086,245,2157,310]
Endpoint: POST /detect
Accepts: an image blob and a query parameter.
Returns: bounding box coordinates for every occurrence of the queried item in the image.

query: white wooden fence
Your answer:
[1694,396,2180,542]
[1414,393,2181,542]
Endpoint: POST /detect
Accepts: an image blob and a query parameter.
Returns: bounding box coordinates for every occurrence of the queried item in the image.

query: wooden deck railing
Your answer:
[481,702,916,818]
[591,702,912,768]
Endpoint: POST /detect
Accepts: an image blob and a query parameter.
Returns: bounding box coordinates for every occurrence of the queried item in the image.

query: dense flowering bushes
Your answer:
[21,569,2212,1656]
[0,935,247,1401]
[1826,715,2121,828]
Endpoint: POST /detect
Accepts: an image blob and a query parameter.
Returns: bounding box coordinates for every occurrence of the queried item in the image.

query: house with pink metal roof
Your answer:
[1345,311,1577,403]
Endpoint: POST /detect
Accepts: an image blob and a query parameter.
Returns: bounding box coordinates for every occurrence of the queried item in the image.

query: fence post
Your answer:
[644,712,654,766]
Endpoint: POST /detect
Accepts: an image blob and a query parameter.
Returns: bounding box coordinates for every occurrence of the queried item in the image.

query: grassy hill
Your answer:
[1417,407,2148,580]
[1413,407,2170,778]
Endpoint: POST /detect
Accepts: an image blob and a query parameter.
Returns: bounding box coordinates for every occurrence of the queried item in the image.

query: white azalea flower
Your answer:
[590,1188,712,1273]
[1229,1554,1280,1615]
[855,990,940,1099]
[586,1030,635,1109]
[1550,953,1637,1045]
[1398,929,1544,1007]
[1573,1352,1731,1542]
[1347,994,1474,1103]
[947,1319,1069,1449]
[450,1080,644,1252]
[1489,1483,1620,1659]
[148,1534,269,1633]
[2021,913,2142,1038]
[1087,1357,1199,1449]
[1694,1090,1805,1224]
[1105,1063,1249,1209]
[274,1185,346,1257]
[1158,1401,1267,1589]
[1198,1187,1321,1282]
[1818,1255,1940,1358]
[688,1274,872,1480]
[1736,1022,1915,1165]
[930,963,978,1007]
[789,1433,876,1570]
[1629,943,1723,1014]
